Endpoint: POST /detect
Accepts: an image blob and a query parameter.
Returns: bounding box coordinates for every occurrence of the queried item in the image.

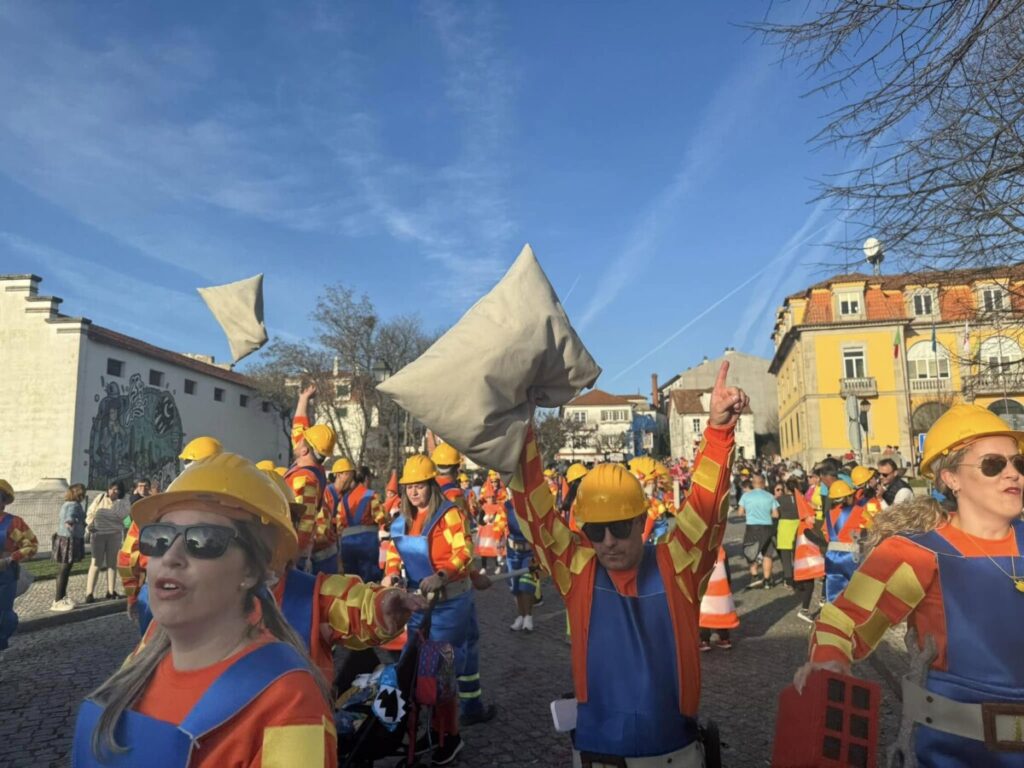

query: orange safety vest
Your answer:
[699,548,739,630]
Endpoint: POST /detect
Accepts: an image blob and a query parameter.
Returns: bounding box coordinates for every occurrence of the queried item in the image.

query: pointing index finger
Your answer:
[714,360,730,390]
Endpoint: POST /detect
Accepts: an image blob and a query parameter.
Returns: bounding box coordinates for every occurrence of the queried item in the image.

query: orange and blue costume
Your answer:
[330,483,383,583]
[823,500,867,602]
[812,518,1024,764]
[512,424,733,758]
[0,512,38,650]
[287,415,332,572]
[74,635,336,767]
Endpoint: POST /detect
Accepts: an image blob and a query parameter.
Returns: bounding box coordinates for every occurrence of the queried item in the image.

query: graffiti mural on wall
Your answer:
[87,373,184,490]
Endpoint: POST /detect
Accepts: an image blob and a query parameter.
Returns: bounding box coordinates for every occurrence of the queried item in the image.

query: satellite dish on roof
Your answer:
[863,237,884,275]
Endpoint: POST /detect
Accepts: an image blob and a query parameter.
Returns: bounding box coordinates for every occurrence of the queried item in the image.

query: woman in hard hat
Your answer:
[795,404,1024,765]
[561,462,589,533]
[476,483,508,576]
[0,479,38,653]
[287,384,337,570]
[74,453,337,767]
[850,465,882,529]
[381,454,493,765]
[120,436,225,629]
[821,478,866,603]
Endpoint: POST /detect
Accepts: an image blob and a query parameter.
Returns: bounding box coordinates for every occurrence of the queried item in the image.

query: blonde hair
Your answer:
[864,445,966,550]
[65,483,86,503]
[87,520,328,760]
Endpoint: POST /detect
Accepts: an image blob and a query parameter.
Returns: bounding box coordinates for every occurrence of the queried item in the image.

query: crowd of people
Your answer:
[2,364,1024,766]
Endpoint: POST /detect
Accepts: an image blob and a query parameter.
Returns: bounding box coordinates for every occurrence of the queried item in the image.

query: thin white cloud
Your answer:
[576,56,774,331]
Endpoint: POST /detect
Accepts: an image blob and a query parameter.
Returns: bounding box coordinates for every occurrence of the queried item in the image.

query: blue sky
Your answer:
[0,1,859,395]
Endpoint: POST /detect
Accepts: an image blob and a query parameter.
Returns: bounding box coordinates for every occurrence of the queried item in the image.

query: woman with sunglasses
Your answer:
[381,454,489,766]
[73,452,337,767]
[795,404,1024,766]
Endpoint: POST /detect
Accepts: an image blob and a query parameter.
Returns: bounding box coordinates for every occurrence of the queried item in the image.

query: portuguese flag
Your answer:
[893,329,901,358]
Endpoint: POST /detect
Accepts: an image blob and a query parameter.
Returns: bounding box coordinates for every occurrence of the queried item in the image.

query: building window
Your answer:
[980,336,1023,372]
[569,411,587,424]
[691,418,701,432]
[982,287,1008,312]
[912,292,933,317]
[601,409,628,422]
[107,358,124,377]
[337,406,349,418]
[335,382,351,400]
[214,387,224,402]
[907,342,951,379]
[239,394,249,407]
[842,348,866,379]
[262,401,271,413]
[838,294,861,316]
[149,370,164,387]
[184,379,197,395]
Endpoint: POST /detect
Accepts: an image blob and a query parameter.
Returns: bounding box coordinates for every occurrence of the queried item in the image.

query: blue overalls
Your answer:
[575,546,698,757]
[72,642,307,767]
[505,503,537,596]
[339,487,383,583]
[391,501,483,717]
[280,568,316,650]
[824,504,860,603]
[906,524,1024,766]
[0,515,19,651]
[286,463,334,574]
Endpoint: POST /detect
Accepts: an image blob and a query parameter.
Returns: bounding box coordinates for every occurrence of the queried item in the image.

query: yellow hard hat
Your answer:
[255,460,276,472]
[261,468,307,522]
[652,461,670,478]
[576,464,646,524]
[566,463,589,484]
[487,470,500,480]
[303,424,336,458]
[178,436,223,462]
[0,479,13,504]
[829,480,854,501]
[400,455,438,485]
[628,456,658,481]
[458,473,469,483]
[851,466,876,487]
[921,403,1024,478]
[331,458,355,475]
[132,453,297,572]
[543,469,555,478]
[740,468,750,476]
[431,443,461,467]
[274,467,287,476]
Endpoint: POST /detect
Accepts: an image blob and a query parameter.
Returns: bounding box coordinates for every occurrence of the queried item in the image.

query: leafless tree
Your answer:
[754,1,1024,271]
[535,411,568,465]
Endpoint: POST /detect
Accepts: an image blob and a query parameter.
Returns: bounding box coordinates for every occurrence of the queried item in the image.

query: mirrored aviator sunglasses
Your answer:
[968,454,1024,477]
[581,517,637,542]
[138,523,240,559]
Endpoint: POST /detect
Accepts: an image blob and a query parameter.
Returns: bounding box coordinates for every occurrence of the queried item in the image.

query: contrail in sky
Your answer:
[561,273,582,305]
[611,265,772,381]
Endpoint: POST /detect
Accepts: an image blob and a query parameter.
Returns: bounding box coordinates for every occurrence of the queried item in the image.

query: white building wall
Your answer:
[73,337,289,491]
[0,276,85,490]
[670,410,755,461]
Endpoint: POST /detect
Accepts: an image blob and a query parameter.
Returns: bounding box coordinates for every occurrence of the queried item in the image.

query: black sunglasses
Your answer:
[963,454,1024,477]
[581,516,640,543]
[139,523,241,559]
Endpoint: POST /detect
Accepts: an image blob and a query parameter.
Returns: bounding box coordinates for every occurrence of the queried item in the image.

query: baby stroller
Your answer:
[338,596,457,768]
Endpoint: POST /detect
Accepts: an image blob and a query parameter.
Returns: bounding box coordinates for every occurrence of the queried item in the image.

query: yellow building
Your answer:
[769,266,1024,468]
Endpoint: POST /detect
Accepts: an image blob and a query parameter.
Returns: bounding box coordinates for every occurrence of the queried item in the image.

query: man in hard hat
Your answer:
[850,465,882,529]
[822,479,867,603]
[119,435,224,626]
[511,361,745,766]
[328,459,384,582]
[286,384,336,572]
[0,479,38,655]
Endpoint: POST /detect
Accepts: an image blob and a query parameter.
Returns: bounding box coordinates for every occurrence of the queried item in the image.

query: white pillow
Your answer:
[197,273,268,363]
[377,244,600,473]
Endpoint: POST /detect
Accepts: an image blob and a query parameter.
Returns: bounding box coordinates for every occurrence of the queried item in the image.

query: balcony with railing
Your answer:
[909,377,952,394]
[963,371,1024,399]
[840,377,877,397]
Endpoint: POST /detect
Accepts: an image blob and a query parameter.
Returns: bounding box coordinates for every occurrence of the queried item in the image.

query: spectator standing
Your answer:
[84,480,129,602]
[51,483,86,611]
[739,474,780,589]
[878,458,914,509]
[129,478,150,504]
[775,478,801,587]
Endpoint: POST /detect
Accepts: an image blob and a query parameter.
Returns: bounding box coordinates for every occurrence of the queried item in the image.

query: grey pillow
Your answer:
[377,244,600,473]
[197,273,269,363]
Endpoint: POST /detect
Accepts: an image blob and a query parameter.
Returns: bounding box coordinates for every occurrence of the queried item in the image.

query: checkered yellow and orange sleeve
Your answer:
[317,573,401,650]
[4,516,38,562]
[118,521,146,604]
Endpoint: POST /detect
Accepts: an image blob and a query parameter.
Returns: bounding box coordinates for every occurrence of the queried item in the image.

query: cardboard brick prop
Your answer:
[377,244,600,474]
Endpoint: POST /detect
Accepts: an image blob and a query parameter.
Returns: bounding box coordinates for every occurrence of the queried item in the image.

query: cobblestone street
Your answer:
[1,517,906,767]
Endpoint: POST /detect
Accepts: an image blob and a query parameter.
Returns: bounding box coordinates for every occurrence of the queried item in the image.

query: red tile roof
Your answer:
[88,325,256,388]
[565,389,634,407]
